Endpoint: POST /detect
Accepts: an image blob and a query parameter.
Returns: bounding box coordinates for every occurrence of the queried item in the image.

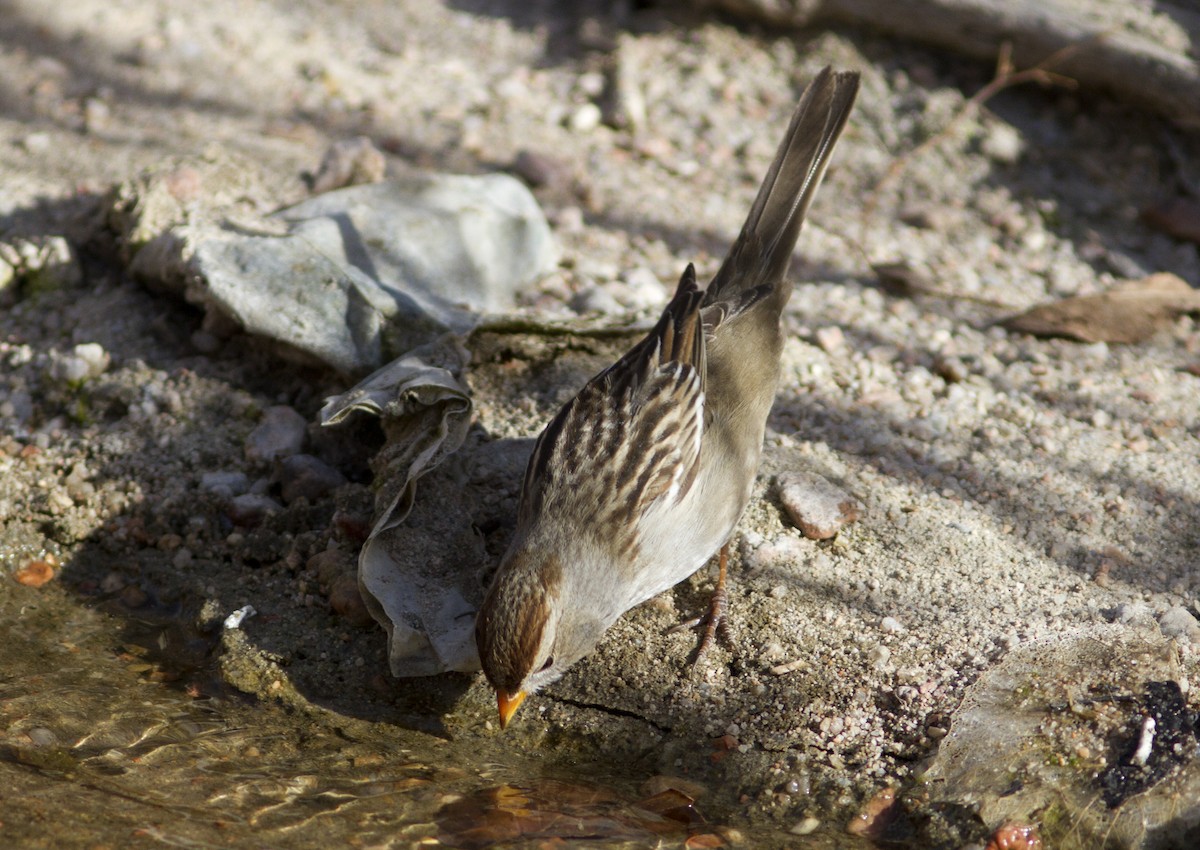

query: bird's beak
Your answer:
[496,690,527,728]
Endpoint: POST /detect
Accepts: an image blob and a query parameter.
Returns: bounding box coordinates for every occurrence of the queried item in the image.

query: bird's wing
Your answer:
[519,268,707,533]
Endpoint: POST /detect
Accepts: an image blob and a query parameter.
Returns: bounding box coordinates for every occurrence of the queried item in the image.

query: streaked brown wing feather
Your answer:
[519,269,707,535]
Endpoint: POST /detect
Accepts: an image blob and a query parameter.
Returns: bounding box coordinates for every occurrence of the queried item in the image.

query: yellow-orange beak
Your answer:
[497,690,527,728]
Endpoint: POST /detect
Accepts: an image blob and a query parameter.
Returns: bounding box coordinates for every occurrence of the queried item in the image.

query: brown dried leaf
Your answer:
[1001,273,1200,343]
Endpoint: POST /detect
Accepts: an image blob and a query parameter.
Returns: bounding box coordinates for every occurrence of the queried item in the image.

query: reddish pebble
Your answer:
[15,559,57,587]
[985,822,1042,850]
[846,786,898,839]
[328,572,374,627]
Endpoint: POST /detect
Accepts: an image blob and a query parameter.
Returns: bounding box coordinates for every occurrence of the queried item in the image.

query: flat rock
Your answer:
[775,471,862,540]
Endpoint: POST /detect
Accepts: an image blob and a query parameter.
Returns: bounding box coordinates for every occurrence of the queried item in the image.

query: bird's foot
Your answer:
[667,543,732,664]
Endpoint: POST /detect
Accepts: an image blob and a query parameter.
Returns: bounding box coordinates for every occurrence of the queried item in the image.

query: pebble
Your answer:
[244,405,307,464]
[50,342,110,383]
[618,267,668,311]
[278,453,347,504]
[226,492,283,526]
[790,817,820,836]
[200,470,250,498]
[814,326,845,353]
[512,149,569,190]
[328,572,374,626]
[308,549,356,589]
[569,285,624,315]
[981,122,1023,164]
[568,102,602,133]
[776,471,862,540]
[310,136,387,194]
[1158,606,1200,644]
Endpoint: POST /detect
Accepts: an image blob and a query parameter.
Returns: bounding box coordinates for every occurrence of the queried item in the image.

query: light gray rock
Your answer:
[244,405,307,464]
[200,470,250,498]
[1158,606,1200,644]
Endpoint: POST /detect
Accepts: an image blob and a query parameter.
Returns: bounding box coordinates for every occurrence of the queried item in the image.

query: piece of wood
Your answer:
[705,0,1200,126]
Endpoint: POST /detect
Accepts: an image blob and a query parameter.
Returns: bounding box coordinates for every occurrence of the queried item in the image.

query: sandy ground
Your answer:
[2,1,1200,846]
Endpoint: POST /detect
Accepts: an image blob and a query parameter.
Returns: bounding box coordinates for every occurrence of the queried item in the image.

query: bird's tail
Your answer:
[706,66,859,307]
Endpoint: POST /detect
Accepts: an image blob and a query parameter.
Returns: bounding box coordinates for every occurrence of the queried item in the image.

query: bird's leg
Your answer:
[668,543,732,663]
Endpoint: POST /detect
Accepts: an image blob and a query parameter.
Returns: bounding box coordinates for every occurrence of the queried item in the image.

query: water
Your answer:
[1,583,854,849]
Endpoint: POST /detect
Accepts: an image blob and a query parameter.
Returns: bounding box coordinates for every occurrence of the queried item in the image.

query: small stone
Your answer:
[869,644,891,668]
[14,559,56,587]
[51,343,109,384]
[1158,606,1200,644]
[568,102,602,133]
[512,149,569,190]
[791,817,820,836]
[278,454,347,504]
[245,405,307,464]
[776,471,862,540]
[19,132,52,153]
[310,136,387,193]
[981,122,1023,164]
[569,285,624,315]
[308,549,356,590]
[200,470,249,498]
[226,492,283,526]
[814,326,845,353]
[328,572,374,626]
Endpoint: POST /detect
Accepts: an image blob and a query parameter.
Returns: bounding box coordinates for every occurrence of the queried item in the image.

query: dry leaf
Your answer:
[1001,273,1200,343]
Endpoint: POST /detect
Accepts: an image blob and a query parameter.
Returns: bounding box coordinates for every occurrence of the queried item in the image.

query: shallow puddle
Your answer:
[0,583,869,849]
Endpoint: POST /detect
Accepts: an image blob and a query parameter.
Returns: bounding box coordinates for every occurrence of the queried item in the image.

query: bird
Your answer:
[475,66,860,728]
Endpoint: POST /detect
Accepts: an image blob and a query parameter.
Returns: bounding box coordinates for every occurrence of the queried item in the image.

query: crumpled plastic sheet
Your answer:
[321,336,478,675]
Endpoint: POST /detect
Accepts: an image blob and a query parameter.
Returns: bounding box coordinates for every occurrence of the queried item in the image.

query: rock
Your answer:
[245,405,307,464]
[226,492,283,526]
[309,136,387,194]
[981,122,1023,165]
[278,453,347,504]
[776,471,862,540]
[200,470,250,498]
[327,572,374,626]
[814,326,845,353]
[49,343,109,384]
[0,236,82,294]
[1158,606,1200,644]
[307,549,356,590]
[568,102,602,133]
[569,285,625,315]
[925,626,1200,849]
[512,149,570,190]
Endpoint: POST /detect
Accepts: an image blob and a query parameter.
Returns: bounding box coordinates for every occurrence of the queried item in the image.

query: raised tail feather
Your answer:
[706,66,859,306]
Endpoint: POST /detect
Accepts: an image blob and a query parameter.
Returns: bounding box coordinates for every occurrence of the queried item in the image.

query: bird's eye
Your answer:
[539,657,554,673]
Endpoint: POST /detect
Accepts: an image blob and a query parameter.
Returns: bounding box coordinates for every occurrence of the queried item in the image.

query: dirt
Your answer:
[2,1,1200,847]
